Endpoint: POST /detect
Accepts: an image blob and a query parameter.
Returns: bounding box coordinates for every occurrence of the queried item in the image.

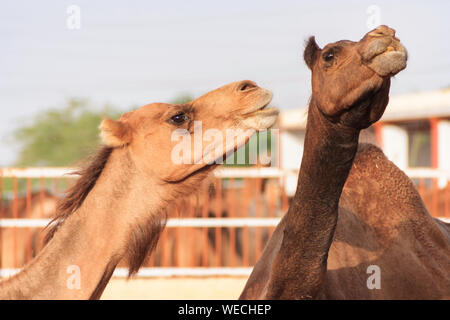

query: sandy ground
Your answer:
[101,277,248,300]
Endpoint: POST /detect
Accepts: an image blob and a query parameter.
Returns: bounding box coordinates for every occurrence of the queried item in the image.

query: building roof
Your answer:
[279,88,450,130]
[279,108,308,130]
[382,88,450,121]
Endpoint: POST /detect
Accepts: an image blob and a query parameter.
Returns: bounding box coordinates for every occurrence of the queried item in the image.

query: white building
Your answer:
[278,88,450,195]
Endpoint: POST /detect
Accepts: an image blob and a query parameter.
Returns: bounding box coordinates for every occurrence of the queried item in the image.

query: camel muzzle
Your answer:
[359,25,408,77]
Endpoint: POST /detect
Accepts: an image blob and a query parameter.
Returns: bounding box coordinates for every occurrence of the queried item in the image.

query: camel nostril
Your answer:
[238,81,257,92]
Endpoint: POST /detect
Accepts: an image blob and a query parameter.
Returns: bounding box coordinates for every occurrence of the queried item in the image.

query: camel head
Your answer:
[304,25,407,129]
[99,80,278,183]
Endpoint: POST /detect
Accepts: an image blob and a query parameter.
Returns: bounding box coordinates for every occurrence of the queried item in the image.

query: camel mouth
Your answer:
[241,90,274,116]
[237,90,279,131]
[245,105,279,117]
[242,101,270,115]
[364,42,407,77]
[241,106,279,131]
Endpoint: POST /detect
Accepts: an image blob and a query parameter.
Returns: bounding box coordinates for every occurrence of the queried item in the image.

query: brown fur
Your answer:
[43,146,168,277]
[44,146,113,244]
[89,257,121,300]
[242,144,450,299]
[239,26,442,300]
[321,143,450,299]
[125,209,167,276]
[0,80,279,299]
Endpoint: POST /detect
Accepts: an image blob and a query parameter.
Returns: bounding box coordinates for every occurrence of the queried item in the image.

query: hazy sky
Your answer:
[1,0,449,165]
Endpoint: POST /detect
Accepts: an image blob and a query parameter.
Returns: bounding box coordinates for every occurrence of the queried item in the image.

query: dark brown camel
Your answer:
[241,26,449,299]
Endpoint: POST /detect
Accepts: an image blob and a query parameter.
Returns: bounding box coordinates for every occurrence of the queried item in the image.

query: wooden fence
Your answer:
[0,167,449,277]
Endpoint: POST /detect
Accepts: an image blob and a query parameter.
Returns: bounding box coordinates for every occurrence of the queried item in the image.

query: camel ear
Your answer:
[99,118,132,147]
[304,36,320,70]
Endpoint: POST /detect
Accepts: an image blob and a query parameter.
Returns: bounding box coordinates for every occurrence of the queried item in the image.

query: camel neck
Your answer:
[265,98,360,299]
[294,99,360,213]
[0,148,163,299]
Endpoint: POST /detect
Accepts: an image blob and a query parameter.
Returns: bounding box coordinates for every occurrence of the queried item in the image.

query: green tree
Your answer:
[170,94,194,104]
[13,98,121,166]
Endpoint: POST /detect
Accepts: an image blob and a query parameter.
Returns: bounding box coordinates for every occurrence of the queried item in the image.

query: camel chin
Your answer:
[241,107,280,131]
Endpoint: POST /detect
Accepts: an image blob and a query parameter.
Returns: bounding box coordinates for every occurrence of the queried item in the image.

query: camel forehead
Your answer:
[198,83,236,99]
[140,102,172,113]
[130,81,244,117]
[323,40,355,50]
[199,80,255,98]
[122,80,263,125]
[130,103,173,119]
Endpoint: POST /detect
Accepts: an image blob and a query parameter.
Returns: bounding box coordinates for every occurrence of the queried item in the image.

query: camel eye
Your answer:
[322,51,335,62]
[169,112,189,125]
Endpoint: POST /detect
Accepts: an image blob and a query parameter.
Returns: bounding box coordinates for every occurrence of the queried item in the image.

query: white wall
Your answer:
[382,124,409,170]
[280,130,305,196]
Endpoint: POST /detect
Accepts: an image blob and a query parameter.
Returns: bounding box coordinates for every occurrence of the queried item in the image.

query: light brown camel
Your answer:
[241,26,449,299]
[0,80,279,299]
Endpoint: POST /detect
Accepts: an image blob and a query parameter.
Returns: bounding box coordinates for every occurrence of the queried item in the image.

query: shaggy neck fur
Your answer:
[0,147,167,299]
[263,99,360,299]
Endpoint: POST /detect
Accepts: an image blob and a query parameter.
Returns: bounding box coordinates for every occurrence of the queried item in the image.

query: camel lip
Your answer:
[374,47,405,59]
[247,106,280,117]
[366,49,407,77]
[241,103,278,117]
[360,34,407,66]
[241,92,274,116]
